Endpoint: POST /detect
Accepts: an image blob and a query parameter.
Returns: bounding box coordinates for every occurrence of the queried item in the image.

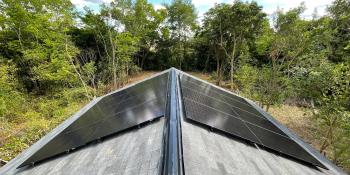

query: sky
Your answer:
[71,0,334,21]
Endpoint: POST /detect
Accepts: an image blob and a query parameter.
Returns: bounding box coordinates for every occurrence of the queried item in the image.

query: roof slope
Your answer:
[4,118,164,175]
[0,68,345,175]
[182,119,327,175]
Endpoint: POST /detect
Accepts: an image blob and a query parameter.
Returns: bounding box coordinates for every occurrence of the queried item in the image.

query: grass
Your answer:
[0,71,158,165]
[269,105,321,149]
[0,93,88,163]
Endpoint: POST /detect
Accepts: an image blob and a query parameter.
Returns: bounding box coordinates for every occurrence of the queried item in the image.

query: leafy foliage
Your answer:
[0,61,24,120]
[0,0,79,93]
[0,0,349,171]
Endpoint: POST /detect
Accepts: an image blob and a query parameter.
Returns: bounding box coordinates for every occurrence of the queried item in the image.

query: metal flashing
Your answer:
[161,69,184,175]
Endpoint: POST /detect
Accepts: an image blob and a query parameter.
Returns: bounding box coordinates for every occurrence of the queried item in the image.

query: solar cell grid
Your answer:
[180,77,264,117]
[18,72,169,168]
[183,99,261,143]
[246,123,323,166]
[181,83,286,135]
[15,70,329,171]
[179,74,326,169]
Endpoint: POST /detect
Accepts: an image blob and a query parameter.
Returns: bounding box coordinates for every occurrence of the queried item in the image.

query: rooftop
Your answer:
[0,68,345,175]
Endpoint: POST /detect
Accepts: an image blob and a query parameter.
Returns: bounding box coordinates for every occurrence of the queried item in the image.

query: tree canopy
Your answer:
[0,0,349,171]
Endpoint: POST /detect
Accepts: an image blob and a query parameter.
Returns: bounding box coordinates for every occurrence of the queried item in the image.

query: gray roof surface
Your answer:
[2,117,337,175]
[181,119,329,175]
[1,118,165,175]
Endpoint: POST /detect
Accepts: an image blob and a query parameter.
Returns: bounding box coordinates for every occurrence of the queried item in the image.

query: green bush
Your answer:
[0,62,25,121]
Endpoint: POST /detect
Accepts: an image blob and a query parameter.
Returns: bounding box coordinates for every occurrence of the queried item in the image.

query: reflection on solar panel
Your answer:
[18,72,169,168]
[179,74,326,168]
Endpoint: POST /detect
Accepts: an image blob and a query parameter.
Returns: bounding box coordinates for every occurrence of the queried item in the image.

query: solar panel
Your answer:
[179,74,326,168]
[18,72,169,168]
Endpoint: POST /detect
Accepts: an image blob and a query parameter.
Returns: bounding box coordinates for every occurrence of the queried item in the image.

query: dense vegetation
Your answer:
[0,0,349,171]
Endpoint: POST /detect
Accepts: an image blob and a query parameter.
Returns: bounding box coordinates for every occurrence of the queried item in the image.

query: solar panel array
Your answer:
[17,70,328,170]
[19,72,169,168]
[179,74,325,168]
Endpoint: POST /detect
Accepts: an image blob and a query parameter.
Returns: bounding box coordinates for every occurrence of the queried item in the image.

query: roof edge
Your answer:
[0,97,102,174]
[245,99,346,175]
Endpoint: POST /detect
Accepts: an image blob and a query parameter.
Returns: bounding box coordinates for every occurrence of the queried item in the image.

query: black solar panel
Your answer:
[18,72,169,168]
[179,74,326,168]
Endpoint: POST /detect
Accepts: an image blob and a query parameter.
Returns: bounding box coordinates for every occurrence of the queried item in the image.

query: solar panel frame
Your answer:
[180,75,266,118]
[1,68,343,174]
[18,72,169,168]
[181,87,286,135]
[179,73,327,169]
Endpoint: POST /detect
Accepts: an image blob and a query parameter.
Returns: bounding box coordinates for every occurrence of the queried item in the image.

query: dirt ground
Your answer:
[269,105,321,148]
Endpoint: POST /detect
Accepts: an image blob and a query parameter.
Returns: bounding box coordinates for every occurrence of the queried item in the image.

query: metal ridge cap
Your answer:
[161,69,184,175]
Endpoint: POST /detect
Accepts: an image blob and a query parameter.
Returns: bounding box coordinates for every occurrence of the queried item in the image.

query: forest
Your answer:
[0,0,349,171]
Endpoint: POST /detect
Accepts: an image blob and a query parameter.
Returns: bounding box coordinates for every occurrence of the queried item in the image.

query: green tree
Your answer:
[253,5,309,111]
[115,32,140,85]
[81,0,163,88]
[300,62,350,167]
[328,0,350,62]
[0,0,79,93]
[0,61,24,119]
[201,4,230,85]
[202,1,266,90]
[128,0,166,69]
[166,0,197,69]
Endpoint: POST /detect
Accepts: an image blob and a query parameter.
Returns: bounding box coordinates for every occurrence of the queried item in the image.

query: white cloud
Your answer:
[191,0,225,7]
[71,0,105,12]
[192,0,229,23]
[71,0,334,20]
[154,4,166,10]
[71,0,110,5]
[102,0,112,3]
[71,0,92,7]
[252,0,334,19]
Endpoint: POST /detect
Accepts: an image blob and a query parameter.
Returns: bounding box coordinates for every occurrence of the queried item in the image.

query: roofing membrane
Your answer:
[0,68,345,175]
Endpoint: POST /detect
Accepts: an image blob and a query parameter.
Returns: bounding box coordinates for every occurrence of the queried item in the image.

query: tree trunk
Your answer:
[320,117,337,153]
[265,104,270,112]
[16,27,24,51]
[181,41,185,70]
[140,48,148,69]
[230,41,236,91]
[65,38,91,100]
[217,63,221,85]
[108,29,117,88]
[215,47,221,85]
[203,53,209,73]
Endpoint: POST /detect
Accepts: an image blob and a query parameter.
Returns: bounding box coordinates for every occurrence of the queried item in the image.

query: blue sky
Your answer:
[71,0,334,21]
